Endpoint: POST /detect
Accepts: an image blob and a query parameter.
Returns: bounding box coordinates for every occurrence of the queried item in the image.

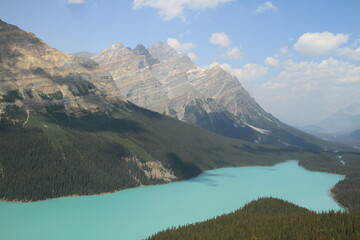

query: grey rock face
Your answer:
[93,41,278,125]
[93,42,271,123]
[0,20,125,114]
[93,41,333,149]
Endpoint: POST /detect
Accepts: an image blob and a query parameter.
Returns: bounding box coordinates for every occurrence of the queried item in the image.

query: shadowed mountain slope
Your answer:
[92,42,337,151]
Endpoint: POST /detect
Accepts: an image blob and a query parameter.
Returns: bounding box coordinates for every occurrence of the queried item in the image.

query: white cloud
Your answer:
[338,46,360,61]
[220,63,269,81]
[294,32,349,57]
[254,1,277,14]
[223,47,241,59]
[262,81,287,89]
[201,62,220,70]
[167,38,195,52]
[279,46,289,55]
[258,58,360,125]
[209,32,231,47]
[67,0,85,4]
[274,46,289,58]
[262,58,360,90]
[133,0,233,20]
[187,52,198,61]
[265,57,279,66]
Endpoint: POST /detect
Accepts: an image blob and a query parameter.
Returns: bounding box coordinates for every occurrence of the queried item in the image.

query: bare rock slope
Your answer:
[93,42,332,149]
[0,19,125,114]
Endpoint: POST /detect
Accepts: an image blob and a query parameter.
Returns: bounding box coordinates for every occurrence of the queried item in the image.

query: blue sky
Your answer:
[1,0,360,125]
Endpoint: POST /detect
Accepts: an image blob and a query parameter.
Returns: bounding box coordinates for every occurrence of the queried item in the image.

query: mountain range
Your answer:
[303,103,360,135]
[301,104,360,147]
[91,42,335,151]
[0,19,310,201]
[1,19,360,211]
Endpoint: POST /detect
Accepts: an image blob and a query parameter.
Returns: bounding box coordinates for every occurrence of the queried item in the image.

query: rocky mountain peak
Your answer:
[149,41,181,61]
[92,42,132,64]
[133,44,148,55]
[132,44,159,66]
[0,20,125,114]
[93,40,331,149]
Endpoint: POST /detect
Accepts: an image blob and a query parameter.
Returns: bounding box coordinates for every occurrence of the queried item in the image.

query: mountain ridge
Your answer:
[0,19,319,202]
[1,20,360,212]
[92,41,337,150]
[0,19,126,115]
[303,103,360,135]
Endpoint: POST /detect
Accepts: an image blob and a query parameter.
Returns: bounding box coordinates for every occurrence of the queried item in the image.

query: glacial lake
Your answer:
[0,161,344,240]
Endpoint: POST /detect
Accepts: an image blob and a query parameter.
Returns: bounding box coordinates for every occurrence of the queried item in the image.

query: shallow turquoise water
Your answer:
[0,161,344,240]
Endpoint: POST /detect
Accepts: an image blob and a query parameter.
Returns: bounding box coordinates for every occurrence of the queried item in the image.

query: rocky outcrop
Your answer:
[0,19,125,114]
[93,42,332,149]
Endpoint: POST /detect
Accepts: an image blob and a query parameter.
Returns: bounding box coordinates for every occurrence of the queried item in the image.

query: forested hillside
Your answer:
[148,198,360,240]
[0,19,360,212]
[1,103,360,211]
[0,103,310,201]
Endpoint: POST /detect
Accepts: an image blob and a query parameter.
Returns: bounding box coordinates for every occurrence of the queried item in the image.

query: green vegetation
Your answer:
[68,83,95,96]
[25,89,34,99]
[0,103,319,202]
[332,152,360,211]
[299,150,360,211]
[1,103,360,211]
[40,90,64,100]
[48,90,64,100]
[0,105,159,201]
[0,90,23,102]
[148,198,360,240]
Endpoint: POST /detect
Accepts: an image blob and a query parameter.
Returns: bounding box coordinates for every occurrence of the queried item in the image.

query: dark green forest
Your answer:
[1,103,360,212]
[300,150,360,211]
[148,198,360,240]
[0,104,306,201]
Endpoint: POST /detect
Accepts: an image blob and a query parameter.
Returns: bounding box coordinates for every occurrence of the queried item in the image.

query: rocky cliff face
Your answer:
[93,42,332,149]
[0,20,125,114]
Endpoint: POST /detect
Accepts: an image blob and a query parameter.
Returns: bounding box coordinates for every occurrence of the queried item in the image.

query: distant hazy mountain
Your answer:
[303,104,360,135]
[314,129,360,148]
[92,42,335,150]
[337,129,360,148]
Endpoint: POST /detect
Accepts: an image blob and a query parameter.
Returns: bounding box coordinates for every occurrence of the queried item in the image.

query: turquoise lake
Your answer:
[0,161,344,240]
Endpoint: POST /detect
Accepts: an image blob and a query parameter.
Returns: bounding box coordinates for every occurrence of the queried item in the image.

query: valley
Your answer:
[0,7,360,240]
[1,19,354,205]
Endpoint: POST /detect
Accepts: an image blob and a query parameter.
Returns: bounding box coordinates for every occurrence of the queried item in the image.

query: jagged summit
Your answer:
[148,41,192,64]
[133,44,148,55]
[133,44,159,66]
[93,41,333,149]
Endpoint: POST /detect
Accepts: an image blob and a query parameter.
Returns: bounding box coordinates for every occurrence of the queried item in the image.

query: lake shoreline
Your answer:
[1,160,345,240]
[0,159,345,212]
